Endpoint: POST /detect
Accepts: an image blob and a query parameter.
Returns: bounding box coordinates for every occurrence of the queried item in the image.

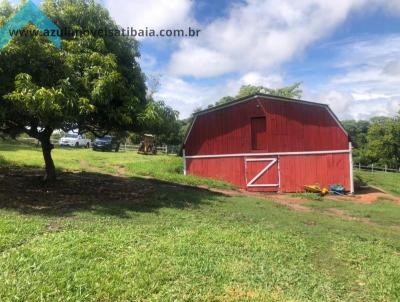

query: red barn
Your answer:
[183,94,354,193]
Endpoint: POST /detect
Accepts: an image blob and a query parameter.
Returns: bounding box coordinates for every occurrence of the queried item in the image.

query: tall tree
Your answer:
[342,120,370,148]
[364,115,400,167]
[0,0,147,181]
[216,82,302,106]
[143,100,181,145]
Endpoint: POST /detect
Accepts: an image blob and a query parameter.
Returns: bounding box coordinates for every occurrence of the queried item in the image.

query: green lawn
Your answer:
[356,170,400,196]
[305,199,400,226]
[1,143,400,301]
[0,142,233,189]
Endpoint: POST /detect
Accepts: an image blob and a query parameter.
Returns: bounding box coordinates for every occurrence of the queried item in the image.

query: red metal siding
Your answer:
[187,157,246,187]
[251,117,267,150]
[185,97,349,156]
[184,96,351,193]
[279,154,350,192]
[187,153,351,193]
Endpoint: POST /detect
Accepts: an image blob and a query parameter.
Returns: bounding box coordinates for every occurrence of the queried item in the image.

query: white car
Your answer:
[59,133,91,148]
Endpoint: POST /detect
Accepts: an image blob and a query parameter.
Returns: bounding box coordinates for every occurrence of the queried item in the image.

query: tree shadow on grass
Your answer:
[0,166,226,218]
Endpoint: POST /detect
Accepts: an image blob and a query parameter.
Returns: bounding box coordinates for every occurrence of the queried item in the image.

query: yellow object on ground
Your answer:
[304,184,329,196]
[304,184,322,193]
[321,188,329,196]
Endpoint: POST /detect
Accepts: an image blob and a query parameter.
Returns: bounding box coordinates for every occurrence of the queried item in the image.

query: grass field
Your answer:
[356,170,400,196]
[1,142,400,301]
[0,142,233,189]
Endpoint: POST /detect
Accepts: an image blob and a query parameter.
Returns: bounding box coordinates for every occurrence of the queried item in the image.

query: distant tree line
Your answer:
[213,83,302,108]
[343,113,400,168]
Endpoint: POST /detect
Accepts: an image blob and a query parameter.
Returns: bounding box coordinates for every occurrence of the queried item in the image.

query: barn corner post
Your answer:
[349,142,355,194]
[183,148,187,176]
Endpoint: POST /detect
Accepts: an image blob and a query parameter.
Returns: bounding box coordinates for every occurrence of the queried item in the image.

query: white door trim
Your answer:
[246,158,279,188]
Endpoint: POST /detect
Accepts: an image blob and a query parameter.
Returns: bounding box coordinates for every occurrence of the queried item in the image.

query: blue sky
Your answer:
[23,0,400,119]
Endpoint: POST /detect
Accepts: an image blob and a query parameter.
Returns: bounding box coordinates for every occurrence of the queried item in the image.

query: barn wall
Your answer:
[186,153,351,193]
[186,157,246,188]
[279,153,351,192]
[185,97,349,156]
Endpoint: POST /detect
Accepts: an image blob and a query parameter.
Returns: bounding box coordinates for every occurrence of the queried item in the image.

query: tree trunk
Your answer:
[41,136,56,182]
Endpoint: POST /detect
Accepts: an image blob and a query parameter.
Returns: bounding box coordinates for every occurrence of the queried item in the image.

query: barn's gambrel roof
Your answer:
[184,93,348,146]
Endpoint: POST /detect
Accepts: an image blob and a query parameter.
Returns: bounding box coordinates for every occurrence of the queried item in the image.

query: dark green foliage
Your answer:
[343,114,400,168]
[215,82,303,107]
[342,120,370,148]
[0,0,147,180]
[142,100,182,145]
[364,115,400,167]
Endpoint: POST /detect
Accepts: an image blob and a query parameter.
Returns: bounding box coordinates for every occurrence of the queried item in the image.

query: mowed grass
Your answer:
[1,142,400,301]
[0,142,233,189]
[356,170,400,196]
[305,199,400,226]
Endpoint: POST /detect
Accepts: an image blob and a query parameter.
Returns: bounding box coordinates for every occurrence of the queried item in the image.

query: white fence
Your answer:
[18,138,179,155]
[118,143,176,154]
[354,163,400,173]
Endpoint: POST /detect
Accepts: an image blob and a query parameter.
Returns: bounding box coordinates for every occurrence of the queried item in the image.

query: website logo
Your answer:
[0,0,61,49]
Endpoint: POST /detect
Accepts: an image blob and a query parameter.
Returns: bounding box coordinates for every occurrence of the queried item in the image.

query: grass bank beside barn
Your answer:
[356,170,400,196]
[1,142,400,301]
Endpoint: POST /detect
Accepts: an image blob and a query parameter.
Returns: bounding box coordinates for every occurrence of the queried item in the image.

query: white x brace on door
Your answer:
[245,158,279,188]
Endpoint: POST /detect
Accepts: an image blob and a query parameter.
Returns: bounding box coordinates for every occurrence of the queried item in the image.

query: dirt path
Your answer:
[325,186,400,204]
[113,165,129,177]
[197,187,312,212]
[79,160,102,174]
[205,185,400,205]
[323,208,375,224]
[202,185,400,224]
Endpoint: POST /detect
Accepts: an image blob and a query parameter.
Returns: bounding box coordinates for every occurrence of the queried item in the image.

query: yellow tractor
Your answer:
[138,134,157,155]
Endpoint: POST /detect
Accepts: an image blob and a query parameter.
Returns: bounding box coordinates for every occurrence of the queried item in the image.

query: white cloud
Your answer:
[169,0,373,78]
[155,72,284,118]
[383,60,400,76]
[332,35,400,70]
[322,35,400,119]
[159,33,400,120]
[138,54,157,71]
[222,72,284,99]
[238,72,283,88]
[351,92,392,101]
[154,77,224,118]
[104,0,194,32]
[103,0,400,120]
[305,90,400,120]
[383,0,400,15]
[169,46,235,77]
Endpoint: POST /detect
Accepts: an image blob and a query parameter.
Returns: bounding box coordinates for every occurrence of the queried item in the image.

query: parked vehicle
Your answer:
[59,133,91,148]
[92,136,121,152]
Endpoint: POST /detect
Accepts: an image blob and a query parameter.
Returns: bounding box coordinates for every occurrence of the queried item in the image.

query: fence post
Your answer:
[371,164,374,173]
[358,163,361,170]
[385,165,387,173]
